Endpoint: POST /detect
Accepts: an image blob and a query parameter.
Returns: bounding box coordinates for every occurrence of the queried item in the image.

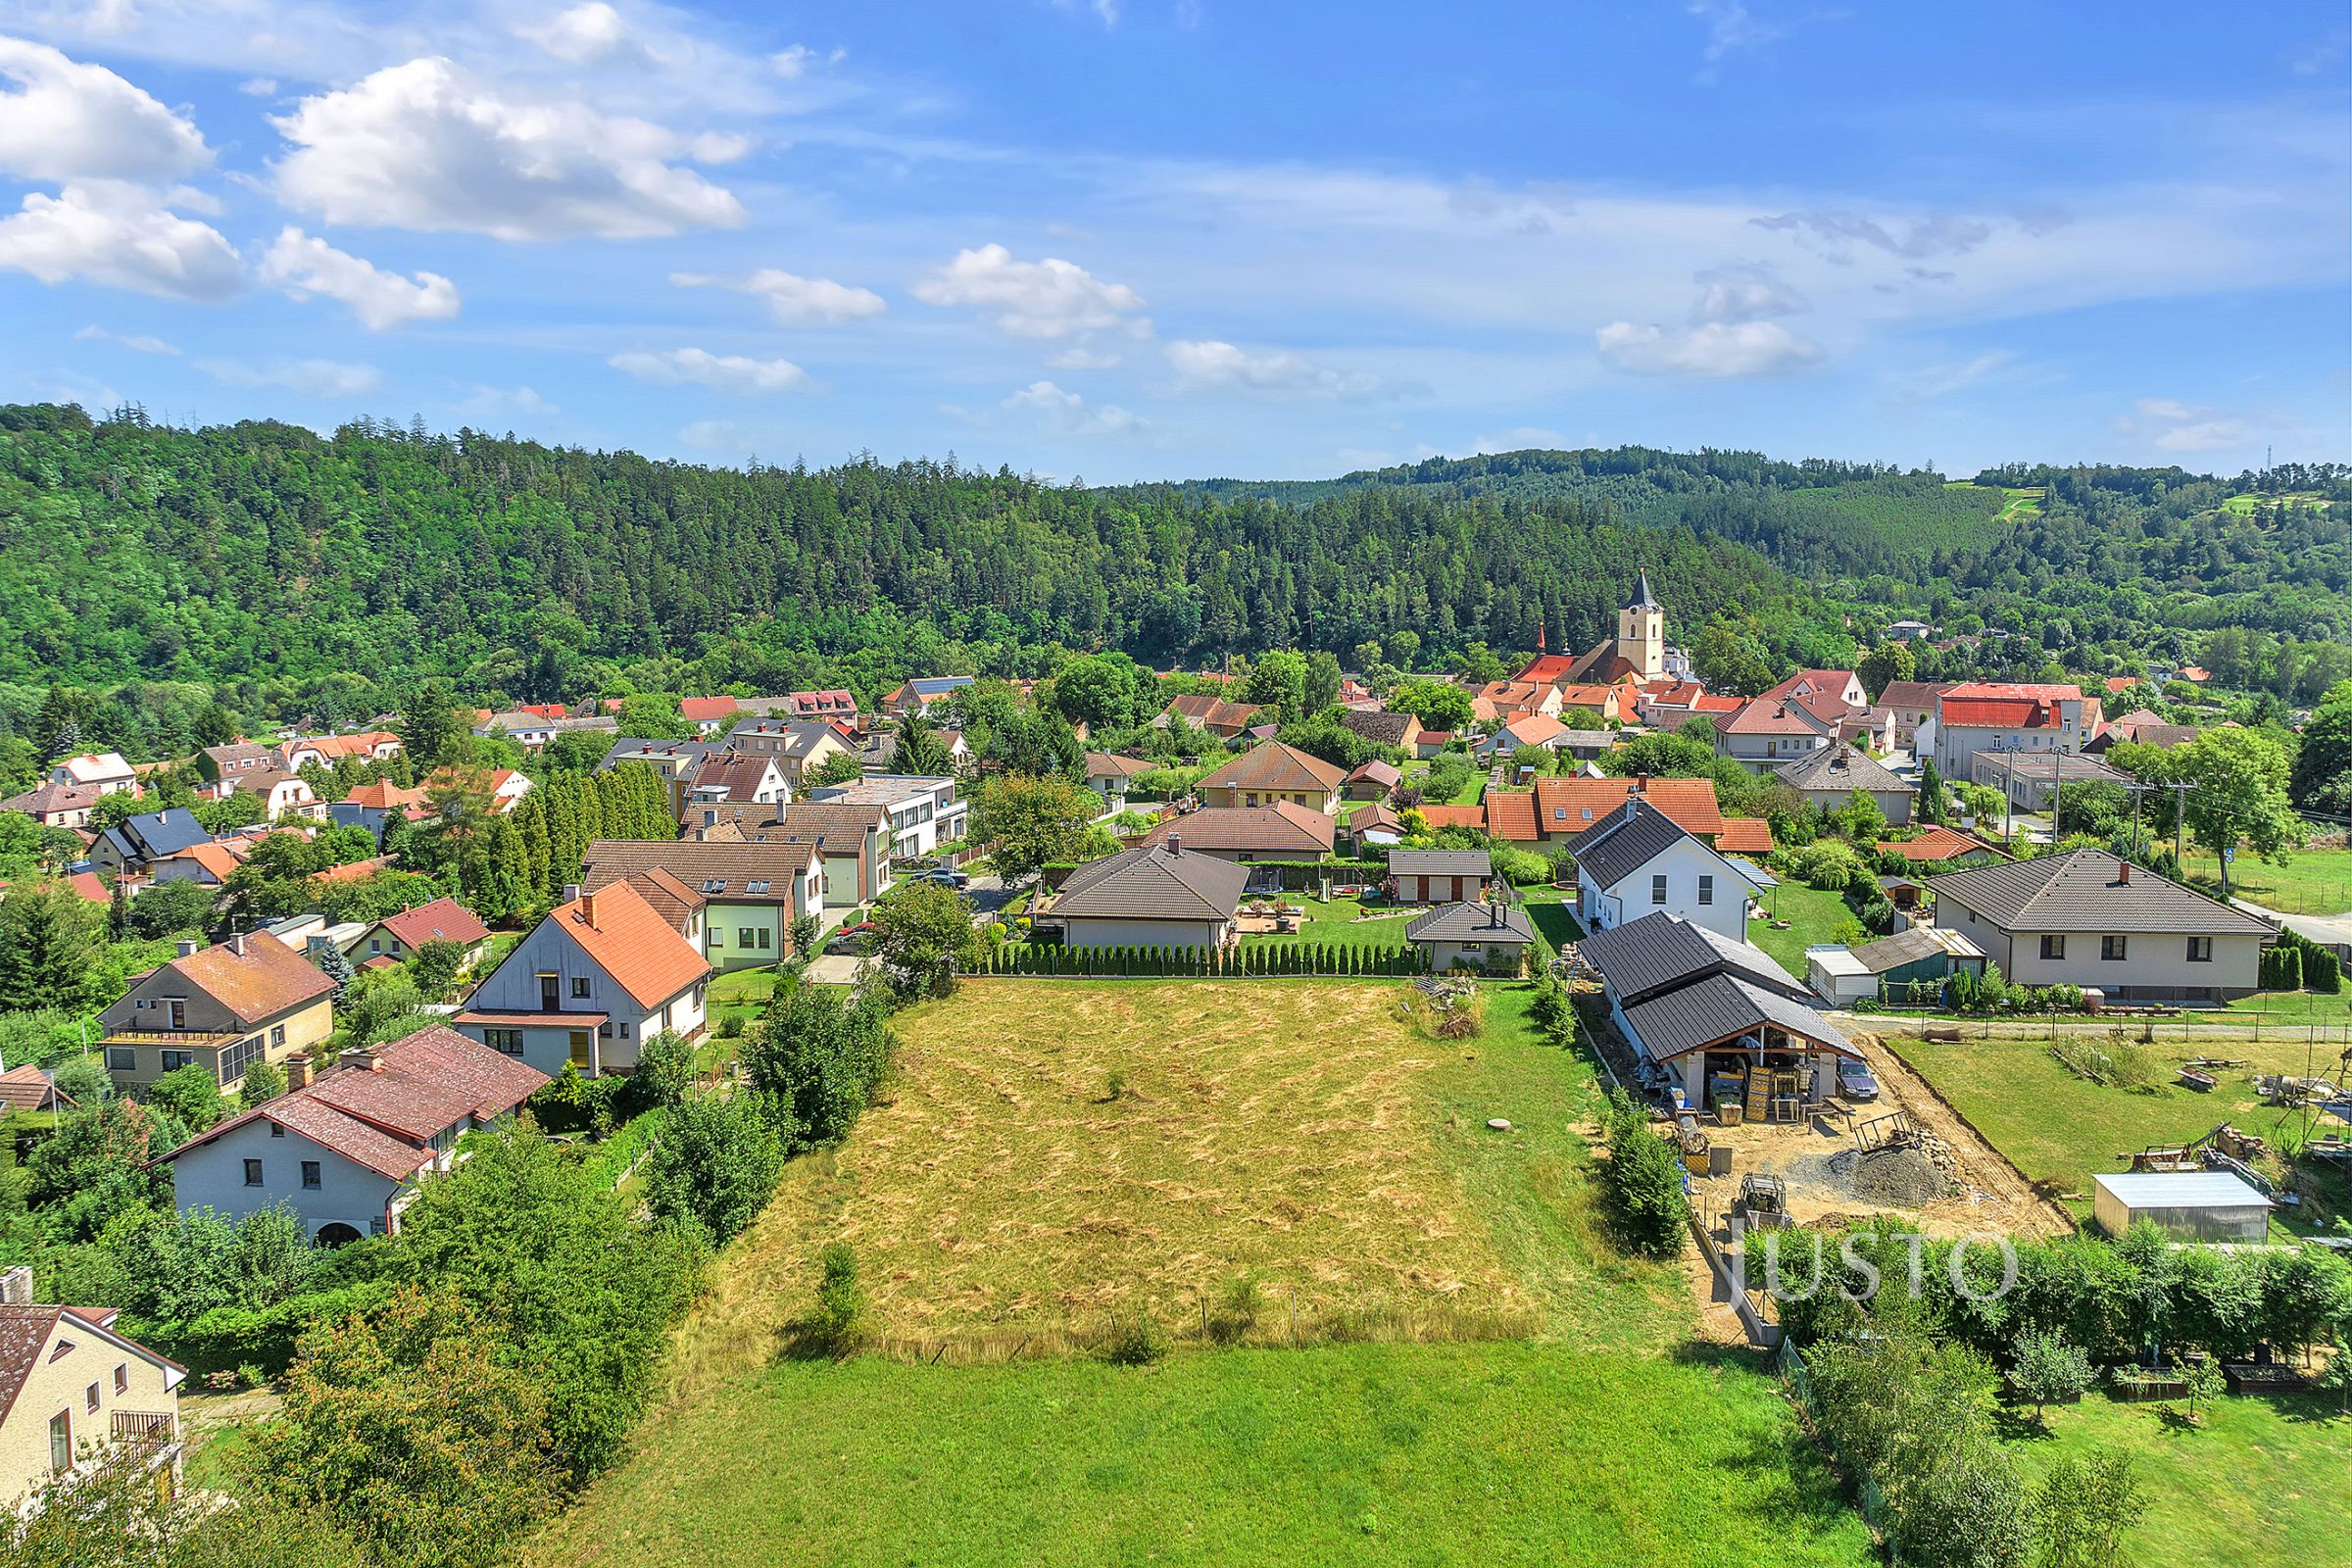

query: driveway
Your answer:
[2234,897,2352,950]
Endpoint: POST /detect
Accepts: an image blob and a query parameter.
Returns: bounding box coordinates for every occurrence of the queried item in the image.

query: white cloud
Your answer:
[257,227,460,329]
[913,244,1146,339]
[1690,263,1806,323]
[1046,346,1122,370]
[609,347,808,395]
[669,268,886,324]
[1690,0,1786,61]
[688,131,753,165]
[197,356,382,398]
[0,182,240,301]
[770,44,814,77]
[515,3,651,65]
[238,76,278,97]
[271,57,746,241]
[2125,396,2261,454]
[1164,338,1385,398]
[1594,319,1822,377]
[453,383,560,422]
[1003,379,1143,435]
[74,323,179,355]
[0,35,212,182]
[1751,208,1996,262]
[1050,0,1122,25]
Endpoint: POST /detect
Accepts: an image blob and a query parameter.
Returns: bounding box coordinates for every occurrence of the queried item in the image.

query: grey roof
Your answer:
[1622,973,1857,1063]
[2091,1171,2272,1210]
[580,839,814,903]
[1777,744,1911,796]
[598,736,713,771]
[1625,569,1660,611]
[1928,851,2273,936]
[1846,925,1982,975]
[1338,710,1417,747]
[107,808,211,859]
[1565,800,1698,892]
[1575,910,1810,1004]
[1404,902,1538,945]
[904,676,973,698]
[1388,849,1493,878]
[1050,843,1249,923]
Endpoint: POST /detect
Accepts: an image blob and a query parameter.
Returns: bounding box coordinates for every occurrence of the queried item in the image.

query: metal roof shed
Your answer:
[2091,1171,2272,1243]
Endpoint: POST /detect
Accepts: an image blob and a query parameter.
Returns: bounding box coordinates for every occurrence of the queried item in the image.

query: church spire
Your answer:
[1625,570,1659,612]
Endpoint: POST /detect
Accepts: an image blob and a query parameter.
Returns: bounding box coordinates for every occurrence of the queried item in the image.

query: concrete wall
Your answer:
[0,1319,179,1510]
[169,1116,401,1239]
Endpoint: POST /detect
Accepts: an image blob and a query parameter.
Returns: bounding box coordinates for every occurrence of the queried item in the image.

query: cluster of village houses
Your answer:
[0,585,2290,1506]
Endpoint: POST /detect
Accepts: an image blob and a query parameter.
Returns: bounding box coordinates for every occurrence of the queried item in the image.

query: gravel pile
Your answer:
[1829,1145,1958,1207]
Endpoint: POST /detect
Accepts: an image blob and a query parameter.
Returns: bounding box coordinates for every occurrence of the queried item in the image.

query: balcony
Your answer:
[110,1409,179,1460]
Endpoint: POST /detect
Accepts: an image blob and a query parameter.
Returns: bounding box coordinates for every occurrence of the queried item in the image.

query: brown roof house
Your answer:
[0,781,103,830]
[1138,802,1335,863]
[1194,741,1346,813]
[1928,850,2274,1003]
[581,838,822,970]
[153,1025,546,1245]
[454,881,710,1077]
[1038,839,1250,951]
[1337,710,1422,751]
[1154,693,1266,739]
[343,897,492,969]
[0,1268,185,1512]
[97,933,336,1097]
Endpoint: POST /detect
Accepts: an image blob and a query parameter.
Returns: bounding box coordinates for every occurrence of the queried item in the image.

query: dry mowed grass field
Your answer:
[708,980,1535,1356]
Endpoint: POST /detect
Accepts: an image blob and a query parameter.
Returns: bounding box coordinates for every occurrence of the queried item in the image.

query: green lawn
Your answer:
[529,979,1876,1568]
[1745,880,1853,982]
[1236,893,1414,950]
[2180,845,2352,916]
[2003,1390,2352,1562]
[1889,1026,2346,1231]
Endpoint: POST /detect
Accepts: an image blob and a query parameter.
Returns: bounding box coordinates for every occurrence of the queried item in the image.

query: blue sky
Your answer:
[1,0,2345,482]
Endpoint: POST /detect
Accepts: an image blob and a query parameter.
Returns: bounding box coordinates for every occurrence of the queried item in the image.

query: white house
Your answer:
[153,1026,546,1244]
[1923,683,2093,779]
[453,881,710,1076]
[47,753,138,796]
[808,774,968,858]
[1566,799,1768,940]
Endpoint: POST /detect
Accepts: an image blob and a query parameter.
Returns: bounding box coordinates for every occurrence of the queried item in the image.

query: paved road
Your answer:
[2233,896,2352,950]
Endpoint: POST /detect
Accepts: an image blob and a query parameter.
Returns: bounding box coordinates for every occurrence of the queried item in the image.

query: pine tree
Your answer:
[107,874,129,943]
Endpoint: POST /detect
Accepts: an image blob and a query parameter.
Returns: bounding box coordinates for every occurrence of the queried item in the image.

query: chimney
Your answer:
[580,890,598,926]
[285,1058,311,1090]
[563,882,583,905]
[175,938,200,958]
[0,1266,31,1305]
[2117,861,2130,885]
[1165,832,1182,857]
[1631,773,1649,795]
[227,933,247,957]
[339,1046,381,1072]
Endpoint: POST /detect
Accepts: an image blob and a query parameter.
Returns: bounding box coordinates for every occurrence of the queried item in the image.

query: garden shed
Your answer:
[2090,1171,2272,1243]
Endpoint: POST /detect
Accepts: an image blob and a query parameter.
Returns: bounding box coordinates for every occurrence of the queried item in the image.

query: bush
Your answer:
[1102,1314,1168,1366]
[145,1063,227,1132]
[240,1058,288,1108]
[645,1089,792,1248]
[2011,1328,2092,1423]
[1598,1088,1687,1256]
[1787,838,1867,891]
[809,1242,865,1352]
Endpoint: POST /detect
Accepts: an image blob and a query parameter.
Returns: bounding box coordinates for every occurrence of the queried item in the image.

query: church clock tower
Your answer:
[1618,571,1664,680]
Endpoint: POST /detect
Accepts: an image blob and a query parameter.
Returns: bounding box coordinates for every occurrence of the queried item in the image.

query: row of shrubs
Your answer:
[2266,926,2344,992]
[980,940,1430,977]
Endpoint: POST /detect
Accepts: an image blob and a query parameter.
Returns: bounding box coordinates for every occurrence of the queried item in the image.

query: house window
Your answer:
[48,1412,69,1473]
[571,976,592,999]
[2101,935,2128,961]
[1697,875,1714,906]
[243,1159,264,1187]
[618,1021,631,1038]
[219,1035,264,1083]
[104,1048,135,1073]
[270,1123,284,1138]
[301,1161,321,1190]
[2186,936,2213,963]
[738,927,755,949]
[113,1364,126,1395]
[2038,935,2065,961]
[757,928,772,950]
[270,1024,286,1048]
[161,1050,195,1073]
[84,1383,99,1414]
[706,927,722,947]
[1650,874,1668,906]
[484,1028,523,1054]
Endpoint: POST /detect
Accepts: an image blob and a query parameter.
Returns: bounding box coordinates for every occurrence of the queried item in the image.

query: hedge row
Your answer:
[980,940,1428,977]
[2272,927,2343,993]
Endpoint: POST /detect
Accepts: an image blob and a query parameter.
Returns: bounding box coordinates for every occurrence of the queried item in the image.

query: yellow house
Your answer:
[96,933,336,1096]
[1193,741,1347,815]
[0,1269,184,1512]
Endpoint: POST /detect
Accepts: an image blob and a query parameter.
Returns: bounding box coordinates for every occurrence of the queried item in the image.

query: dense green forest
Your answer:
[1178,447,2352,699]
[0,403,1846,720]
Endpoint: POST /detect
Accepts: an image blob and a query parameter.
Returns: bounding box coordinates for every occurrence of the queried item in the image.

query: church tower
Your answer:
[1618,571,1664,679]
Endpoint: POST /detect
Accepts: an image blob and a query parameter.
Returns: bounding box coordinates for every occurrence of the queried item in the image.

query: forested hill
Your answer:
[0,405,1846,704]
[1164,447,2352,698]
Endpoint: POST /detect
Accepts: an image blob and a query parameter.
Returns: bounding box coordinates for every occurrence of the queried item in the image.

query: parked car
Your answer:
[1837,1059,1880,1102]
[922,867,970,889]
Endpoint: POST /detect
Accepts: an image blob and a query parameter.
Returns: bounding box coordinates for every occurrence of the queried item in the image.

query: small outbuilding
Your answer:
[2090,1171,2272,1243]
[1405,901,1538,973]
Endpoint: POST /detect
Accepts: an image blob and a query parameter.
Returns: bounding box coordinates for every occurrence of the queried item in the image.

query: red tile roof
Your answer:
[1713,817,1774,854]
[1878,826,2010,863]
[1938,697,2064,729]
[150,933,336,1026]
[1196,740,1347,795]
[1413,804,1491,831]
[1491,777,1725,841]
[679,696,741,723]
[549,882,710,1009]
[376,898,491,951]
[314,856,394,884]
[68,870,111,904]
[0,1064,70,1112]
[345,779,429,811]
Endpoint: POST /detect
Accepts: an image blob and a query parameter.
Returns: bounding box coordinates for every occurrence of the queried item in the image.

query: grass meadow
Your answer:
[527,979,1878,1568]
[2179,844,2352,916]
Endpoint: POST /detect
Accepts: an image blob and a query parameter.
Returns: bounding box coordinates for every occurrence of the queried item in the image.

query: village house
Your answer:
[1553,683,1630,724]
[0,780,102,829]
[224,766,325,821]
[1714,696,1838,768]
[1037,838,1249,951]
[96,933,335,1096]
[678,696,742,735]
[146,839,248,889]
[683,752,791,813]
[1928,851,2272,1003]
[1471,679,1564,721]
[1347,803,1404,853]
[153,1027,546,1245]
[1566,799,1767,940]
[46,754,137,796]
[808,774,967,858]
[1342,760,1401,802]
[0,1269,184,1512]
[1474,712,1573,763]
[758,689,858,721]
[1405,900,1538,972]
[1153,693,1266,739]
[454,881,710,1077]
[345,898,492,970]
[1336,710,1421,751]
[881,676,973,717]
[1871,680,1947,750]
[195,741,279,784]
[1920,682,2094,779]
[725,717,858,788]
[1194,741,1346,814]
[1877,825,2010,867]
[1484,774,1727,845]
[89,808,212,877]
[1138,803,1335,865]
[740,802,894,909]
[1578,911,1864,1113]
[1969,750,2134,816]
[1387,849,1494,906]
[2084,709,2201,754]
[1777,746,1915,824]
[278,732,402,770]
[1083,751,1157,810]
[581,838,822,969]
[329,778,431,840]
